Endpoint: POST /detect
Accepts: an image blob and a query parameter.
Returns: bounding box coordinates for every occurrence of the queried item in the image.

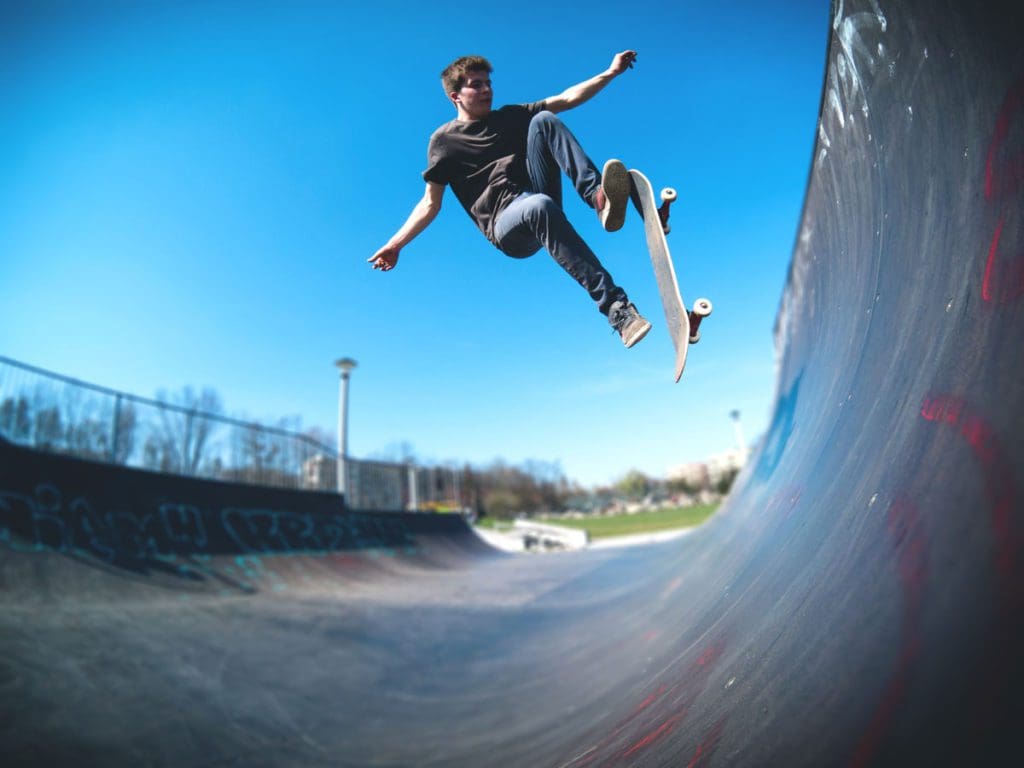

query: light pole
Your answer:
[335,358,357,497]
[730,410,746,456]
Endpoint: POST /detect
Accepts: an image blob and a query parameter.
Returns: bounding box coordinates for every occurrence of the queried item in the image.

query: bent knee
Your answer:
[501,242,541,258]
[520,194,564,226]
[530,110,562,130]
[522,193,558,215]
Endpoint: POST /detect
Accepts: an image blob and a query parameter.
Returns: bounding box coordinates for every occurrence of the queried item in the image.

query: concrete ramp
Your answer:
[3,0,1023,764]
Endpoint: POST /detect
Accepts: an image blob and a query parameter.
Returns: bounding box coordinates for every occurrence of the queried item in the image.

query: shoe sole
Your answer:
[622,319,652,348]
[600,159,630,232]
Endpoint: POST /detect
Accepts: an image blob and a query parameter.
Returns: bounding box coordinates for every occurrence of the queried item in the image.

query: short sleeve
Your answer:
[422,134,448,185]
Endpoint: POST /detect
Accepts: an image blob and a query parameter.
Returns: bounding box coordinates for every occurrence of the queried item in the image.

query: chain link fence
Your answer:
[0,356,465,511]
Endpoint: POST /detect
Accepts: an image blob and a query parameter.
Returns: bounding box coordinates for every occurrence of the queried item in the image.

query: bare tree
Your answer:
[34,406,63,451]
[111,400,138,465]
[149,386,224,475]
[0,397,31,442]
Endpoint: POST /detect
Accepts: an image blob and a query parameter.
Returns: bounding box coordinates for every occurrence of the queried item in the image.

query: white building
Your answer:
[667,461,710,489]
[706,447,749,484]
[667,446,749,489]
[302,454,336,491]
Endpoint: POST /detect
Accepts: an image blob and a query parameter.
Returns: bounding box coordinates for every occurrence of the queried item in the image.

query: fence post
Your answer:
[184,409,194,476]
[110,394,122,463]
[344,459,355,508]
[407,463,419,512]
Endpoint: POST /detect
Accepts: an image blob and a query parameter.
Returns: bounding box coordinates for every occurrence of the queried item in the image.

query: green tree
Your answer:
[616,469,652,500]
[482,489,521,519]
[667,476,703,495]
[468,457,574,519]
[715,468,740,495]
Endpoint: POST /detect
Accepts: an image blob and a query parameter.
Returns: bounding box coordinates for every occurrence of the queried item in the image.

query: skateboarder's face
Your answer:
[452,69,492,120]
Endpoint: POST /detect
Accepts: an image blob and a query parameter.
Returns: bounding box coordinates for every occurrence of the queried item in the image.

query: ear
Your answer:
[449,90,461,106]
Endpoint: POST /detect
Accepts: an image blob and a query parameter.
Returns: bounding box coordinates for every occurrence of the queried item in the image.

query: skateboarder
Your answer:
[368,51,652,348]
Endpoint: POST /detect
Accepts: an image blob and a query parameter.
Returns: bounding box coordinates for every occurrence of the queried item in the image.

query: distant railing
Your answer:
[0,355,465,511]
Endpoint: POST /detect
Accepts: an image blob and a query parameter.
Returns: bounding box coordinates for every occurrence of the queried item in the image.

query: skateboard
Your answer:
[627,169,712,382]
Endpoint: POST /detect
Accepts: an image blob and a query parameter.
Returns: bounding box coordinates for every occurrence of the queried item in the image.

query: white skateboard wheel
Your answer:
[693,298,713,317]
[660,188,677,203]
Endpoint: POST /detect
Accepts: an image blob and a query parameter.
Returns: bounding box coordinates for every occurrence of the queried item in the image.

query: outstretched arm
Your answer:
[542,50,637,114]
[368,182,444,272]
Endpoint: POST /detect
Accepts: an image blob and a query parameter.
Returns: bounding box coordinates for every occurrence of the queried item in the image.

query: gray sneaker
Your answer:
[609,300,651,348]
[596,159,630,232]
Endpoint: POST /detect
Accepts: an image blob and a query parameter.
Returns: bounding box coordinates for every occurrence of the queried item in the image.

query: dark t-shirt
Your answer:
[423,101,547,245]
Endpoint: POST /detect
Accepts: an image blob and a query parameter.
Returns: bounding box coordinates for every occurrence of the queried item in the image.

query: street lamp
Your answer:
[730,410,746,455]
[335,358,357,497]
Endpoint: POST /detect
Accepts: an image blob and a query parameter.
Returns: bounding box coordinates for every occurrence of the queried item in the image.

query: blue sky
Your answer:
[0,0,829,487]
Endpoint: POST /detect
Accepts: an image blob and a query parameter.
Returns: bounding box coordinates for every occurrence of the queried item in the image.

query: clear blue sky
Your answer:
[0,0,829,487]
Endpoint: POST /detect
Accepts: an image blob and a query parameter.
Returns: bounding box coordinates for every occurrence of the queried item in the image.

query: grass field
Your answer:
[477,504,719,540]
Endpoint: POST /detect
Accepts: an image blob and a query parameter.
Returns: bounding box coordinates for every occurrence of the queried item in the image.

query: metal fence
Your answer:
[0,355,465,511]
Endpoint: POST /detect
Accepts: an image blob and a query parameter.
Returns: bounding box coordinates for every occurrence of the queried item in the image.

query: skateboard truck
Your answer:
[688,298,713,343]
[658,187,676,234]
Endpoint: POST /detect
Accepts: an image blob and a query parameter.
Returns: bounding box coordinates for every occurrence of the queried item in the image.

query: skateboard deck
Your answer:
[627,169,711,382]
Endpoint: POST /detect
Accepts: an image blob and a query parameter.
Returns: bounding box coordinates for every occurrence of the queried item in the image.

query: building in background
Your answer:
[668,446,748,491]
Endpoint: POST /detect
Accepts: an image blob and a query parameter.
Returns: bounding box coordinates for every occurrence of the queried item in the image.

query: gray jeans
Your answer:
[493,111,626,316]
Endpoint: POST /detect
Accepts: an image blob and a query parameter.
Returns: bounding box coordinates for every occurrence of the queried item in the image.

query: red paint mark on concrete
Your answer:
[985,78,1024,201]
[697,644,721,666]
[565,639,728,767]
[661,576,684,599]
[919,396,1020,572]
[982,217,1003,302]
[687,719,727,768]
[982,216,1024,304]
[849,496,928,768]
[568,684,669,768]
[634,686,666,715]
[618,641,726,764]
[920,395,1024,741]
[982,78,1024,304]
[622,713,684,758]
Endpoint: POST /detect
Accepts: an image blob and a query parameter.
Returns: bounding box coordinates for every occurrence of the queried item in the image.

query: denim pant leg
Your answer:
[493,193,625,316]
[492,111,625,317]
[524,111,602,207]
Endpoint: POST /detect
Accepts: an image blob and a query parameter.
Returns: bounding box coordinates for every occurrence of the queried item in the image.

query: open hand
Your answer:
[368,244,400,272]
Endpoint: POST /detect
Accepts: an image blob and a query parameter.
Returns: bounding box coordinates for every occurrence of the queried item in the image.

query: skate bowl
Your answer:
[2,0,1023,764]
